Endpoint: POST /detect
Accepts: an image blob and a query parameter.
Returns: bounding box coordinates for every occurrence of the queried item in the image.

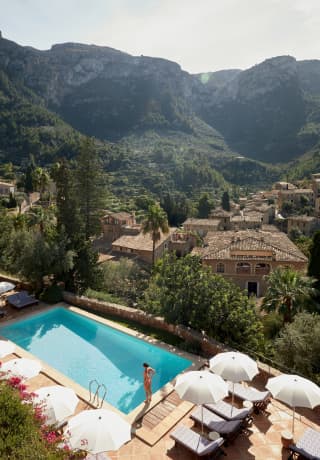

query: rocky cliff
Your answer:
[1,33,320,167]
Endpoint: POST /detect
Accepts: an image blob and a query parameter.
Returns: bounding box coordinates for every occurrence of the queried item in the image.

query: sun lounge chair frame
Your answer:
[6,291,39,309]
[228,382,271,413]
[204,400,253,427]
[190,406,243,444]
[170,424,226,458]
[288,428,320,460]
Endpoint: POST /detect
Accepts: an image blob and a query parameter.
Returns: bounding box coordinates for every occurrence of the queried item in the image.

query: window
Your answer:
[217,263,225,273]
[236,262,251,274]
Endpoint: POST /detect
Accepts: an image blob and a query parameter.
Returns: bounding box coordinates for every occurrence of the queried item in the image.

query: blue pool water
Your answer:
[0,307,191,413]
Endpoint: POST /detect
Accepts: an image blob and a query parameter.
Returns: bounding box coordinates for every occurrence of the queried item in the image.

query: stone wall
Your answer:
[62,291,227,357]
[62,291,282,380]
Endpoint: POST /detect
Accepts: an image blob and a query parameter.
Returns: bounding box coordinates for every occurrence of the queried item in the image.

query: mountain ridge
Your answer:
[0,33,320,191]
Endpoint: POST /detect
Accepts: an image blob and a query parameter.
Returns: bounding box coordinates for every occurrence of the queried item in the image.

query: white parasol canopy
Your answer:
[175,370,228,433]
[66,409,131,454]
[209,352,259,383]
[209,351,259,411]
[266,374,320,433]
[0,281,15,295]
[0,340,15,358]
[32,385,79,425]
[1,358,41,380]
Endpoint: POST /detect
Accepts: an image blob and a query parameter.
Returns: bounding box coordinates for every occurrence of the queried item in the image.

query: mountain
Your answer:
[194,56,320,164]
[1,33,320,191]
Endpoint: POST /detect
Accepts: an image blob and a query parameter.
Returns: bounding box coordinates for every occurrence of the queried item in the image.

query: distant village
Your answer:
[1,173,320,298]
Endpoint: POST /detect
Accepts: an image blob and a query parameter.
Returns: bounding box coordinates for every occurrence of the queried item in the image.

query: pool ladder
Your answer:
[89,379,107,408]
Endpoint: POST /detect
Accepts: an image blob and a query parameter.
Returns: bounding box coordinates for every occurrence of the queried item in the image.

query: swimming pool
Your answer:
[0,307,192,413]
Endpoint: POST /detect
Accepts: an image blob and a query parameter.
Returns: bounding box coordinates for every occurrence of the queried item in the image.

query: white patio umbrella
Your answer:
[0,281,15,295]
[175,370,228,433]
[66,409,131,455]
[266,374,320,434]
[209,351,259,412]
[32,385,79,425]
[1,358,41,380]
[0,340,15,358]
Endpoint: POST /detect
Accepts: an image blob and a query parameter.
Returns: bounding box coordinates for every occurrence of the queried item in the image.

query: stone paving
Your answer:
[1,300,320,460]
[2,349,318,460]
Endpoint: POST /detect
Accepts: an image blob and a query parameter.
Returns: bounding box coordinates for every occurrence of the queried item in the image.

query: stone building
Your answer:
[193,229,307,297]
[278,188,314,209]
[312,173,320,216]
[0,181,15,195]
[287,215,320,236]
[101,211,139,243]
[111,228,176,264]
[182,218,222,237]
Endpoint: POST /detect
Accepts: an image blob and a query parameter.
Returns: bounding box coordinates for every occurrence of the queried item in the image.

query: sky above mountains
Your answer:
[1,0,320,73]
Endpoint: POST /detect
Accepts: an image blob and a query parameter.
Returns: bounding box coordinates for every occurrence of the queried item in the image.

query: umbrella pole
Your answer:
[231,382,234,416]
[201,405,204,435]
[292,407,295,435]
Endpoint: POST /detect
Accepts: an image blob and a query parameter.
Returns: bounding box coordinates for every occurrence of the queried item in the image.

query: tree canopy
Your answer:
[143,253,264,351]
[274,312,320,383]
[142,204,169,265]
[261,267,317,323]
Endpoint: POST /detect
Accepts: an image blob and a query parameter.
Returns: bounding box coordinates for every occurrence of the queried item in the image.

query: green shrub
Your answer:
[261,312,283,339]
[40,284,63,303]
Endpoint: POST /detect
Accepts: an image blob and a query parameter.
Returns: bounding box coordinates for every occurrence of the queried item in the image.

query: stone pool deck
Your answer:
[1,301,319,459]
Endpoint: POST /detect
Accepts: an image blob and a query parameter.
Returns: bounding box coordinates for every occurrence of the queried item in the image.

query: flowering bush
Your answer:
[0,365,86,459]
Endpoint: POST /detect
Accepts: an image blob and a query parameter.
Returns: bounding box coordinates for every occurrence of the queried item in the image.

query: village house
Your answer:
[101,211,139,243]
[278,188,314,209]
[312,173,320,216]
[182,218,222,237]
[230,212,263,230]
[0,181,15,195]
[287,215,320,236]
[111,228,176,264]
[273,181,296,191]
[192,229,307,296]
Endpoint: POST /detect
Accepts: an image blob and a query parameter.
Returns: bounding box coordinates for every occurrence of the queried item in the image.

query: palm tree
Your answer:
[261,267,317,323]
[142,204,169,265]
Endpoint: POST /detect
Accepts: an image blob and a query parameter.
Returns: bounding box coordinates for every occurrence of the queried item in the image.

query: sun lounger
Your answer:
[288,428,320,460]
[204,400,253,426]
[191,406,242,443]
[228,382,271,413]
[6,291,39,309]
[170,425,225,458]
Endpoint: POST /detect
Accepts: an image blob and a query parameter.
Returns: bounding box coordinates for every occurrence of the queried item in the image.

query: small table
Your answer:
[281,430,293,448]
[208,431,220,441]
[243,400,253,410]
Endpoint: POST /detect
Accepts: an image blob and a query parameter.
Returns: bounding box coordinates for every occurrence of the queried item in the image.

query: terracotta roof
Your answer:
[193,229,307,262]
[288,215,317,222]
[102,211,133,220]
[112,228,175,251]
[183,218,221,227]
[210,209,232,217]
[280,189,313,195]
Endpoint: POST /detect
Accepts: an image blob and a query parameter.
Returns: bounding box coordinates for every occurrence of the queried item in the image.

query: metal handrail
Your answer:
[89,379,107,408]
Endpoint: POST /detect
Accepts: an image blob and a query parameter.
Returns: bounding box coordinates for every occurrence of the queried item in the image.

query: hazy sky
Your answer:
[1,0,320,73]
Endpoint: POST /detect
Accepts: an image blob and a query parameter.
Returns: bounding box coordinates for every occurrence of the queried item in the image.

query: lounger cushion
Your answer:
[204,400,252,421]
[6,291,38,309]
[170,425,224,456]
[289,428,320,460]
[191,406,242,435]
[228,382,270,403]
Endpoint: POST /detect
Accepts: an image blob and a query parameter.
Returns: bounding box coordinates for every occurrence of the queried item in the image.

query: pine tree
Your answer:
[221,191,230,211]
[75,138,107,239]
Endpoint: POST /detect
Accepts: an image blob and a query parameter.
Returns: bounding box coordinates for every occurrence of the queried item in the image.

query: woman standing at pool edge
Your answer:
[143,362,155,403]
